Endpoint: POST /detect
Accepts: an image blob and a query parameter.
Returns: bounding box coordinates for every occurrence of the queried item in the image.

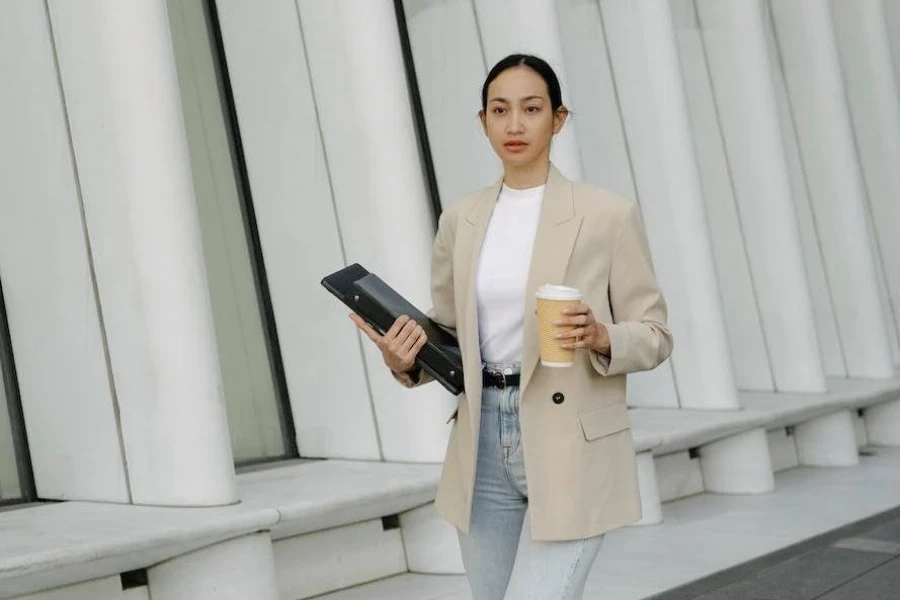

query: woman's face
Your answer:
[480,66,567,170]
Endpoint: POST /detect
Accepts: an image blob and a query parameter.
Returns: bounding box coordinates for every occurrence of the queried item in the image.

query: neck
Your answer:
[502,159,551,190]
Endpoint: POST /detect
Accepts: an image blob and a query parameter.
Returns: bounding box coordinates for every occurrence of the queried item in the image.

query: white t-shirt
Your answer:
[475,183,545,364]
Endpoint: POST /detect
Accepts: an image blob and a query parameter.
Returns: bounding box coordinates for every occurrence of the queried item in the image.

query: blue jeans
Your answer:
[457,362,605,600]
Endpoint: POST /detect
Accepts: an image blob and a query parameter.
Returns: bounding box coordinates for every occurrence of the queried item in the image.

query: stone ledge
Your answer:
[2,379,896,598]
[237,460,442,540]
[0,460,442,599]
[0,502,278,598]
[630,377,900,456]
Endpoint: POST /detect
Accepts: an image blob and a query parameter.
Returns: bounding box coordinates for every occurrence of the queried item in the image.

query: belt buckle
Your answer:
[493,371,506,389]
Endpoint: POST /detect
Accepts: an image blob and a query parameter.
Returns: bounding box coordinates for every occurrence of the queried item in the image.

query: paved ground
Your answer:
[650,507,900,600]
[316,446,900,600]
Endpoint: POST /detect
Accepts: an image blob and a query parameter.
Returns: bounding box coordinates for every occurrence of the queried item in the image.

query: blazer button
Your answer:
[552,392,565,405]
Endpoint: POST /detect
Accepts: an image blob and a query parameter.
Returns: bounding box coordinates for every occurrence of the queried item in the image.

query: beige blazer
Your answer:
[397,165,673,541]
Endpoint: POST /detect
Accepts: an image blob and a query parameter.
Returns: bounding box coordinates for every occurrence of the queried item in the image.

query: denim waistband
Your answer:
[482,361,522,375]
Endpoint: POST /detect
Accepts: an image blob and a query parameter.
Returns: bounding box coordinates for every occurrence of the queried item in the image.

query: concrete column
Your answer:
[865,399,900,446]
[634,451,663,525]
[830,0,900,366]
[0,0,129,503]
[794,410,860,467]
[600,0,739,409]
[700,428,775,494]
[214,0,381,461]
[400,0,500,206]
[148,533,279,600]
[400,503,465,574]
[769,0,895,378]
[47,0,238,505]
[695,0,827,393]
[297,0,455,462]
[472,0,583,179]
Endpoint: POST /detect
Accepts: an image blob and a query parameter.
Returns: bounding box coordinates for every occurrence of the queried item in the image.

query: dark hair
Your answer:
[481,54,564,112]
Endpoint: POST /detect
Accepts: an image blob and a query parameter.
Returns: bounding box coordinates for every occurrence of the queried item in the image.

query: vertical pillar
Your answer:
[794,410,859,467]
[148,533,279,600]
[769,0,895,378]
[0,0,129,502]
[47,0,238,505]
[214,0,382,461]
[830,0,900,365]
[634,451,663,525]
[673,0,775,393]
[695,0,827,393]
[700,428,775,494]
[297,0,455,462]
[472,0,583,180]
[400,503,466,574]
[600,0,739,409]
[865,399,900,446]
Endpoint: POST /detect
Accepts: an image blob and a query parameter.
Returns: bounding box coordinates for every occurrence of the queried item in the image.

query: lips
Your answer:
[504,141,528,150]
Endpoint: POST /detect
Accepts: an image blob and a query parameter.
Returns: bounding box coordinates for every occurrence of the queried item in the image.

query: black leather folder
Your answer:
[321,263,464,395]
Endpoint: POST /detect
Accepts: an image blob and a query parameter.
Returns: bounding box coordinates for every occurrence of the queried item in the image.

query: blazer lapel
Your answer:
[520,166,583,392]
[458,177,503,427]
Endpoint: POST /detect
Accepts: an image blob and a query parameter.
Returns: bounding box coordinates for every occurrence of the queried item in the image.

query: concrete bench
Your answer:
[0,461,442,600]
[2,379,897,597]
[630,378,900,528]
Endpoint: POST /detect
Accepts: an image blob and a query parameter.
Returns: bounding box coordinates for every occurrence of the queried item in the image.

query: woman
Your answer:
[351,54,673,600]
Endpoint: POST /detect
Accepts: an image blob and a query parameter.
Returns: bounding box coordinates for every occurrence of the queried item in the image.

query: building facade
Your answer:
[1,1,899,599]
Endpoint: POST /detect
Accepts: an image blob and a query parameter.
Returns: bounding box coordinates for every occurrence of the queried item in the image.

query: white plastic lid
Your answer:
[535,283,582,300]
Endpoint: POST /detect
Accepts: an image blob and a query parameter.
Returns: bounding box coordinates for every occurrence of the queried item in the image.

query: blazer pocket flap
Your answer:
[579,403,631,441]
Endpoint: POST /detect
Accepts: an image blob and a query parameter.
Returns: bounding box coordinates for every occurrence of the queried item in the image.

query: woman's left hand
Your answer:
[554,303,611,356]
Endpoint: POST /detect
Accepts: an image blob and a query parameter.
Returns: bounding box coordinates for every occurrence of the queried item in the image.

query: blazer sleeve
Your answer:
[392,210,457,388]
[590,202,673,377]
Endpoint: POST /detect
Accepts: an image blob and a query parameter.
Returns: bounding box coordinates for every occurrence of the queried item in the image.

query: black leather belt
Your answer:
[482,368,521,389]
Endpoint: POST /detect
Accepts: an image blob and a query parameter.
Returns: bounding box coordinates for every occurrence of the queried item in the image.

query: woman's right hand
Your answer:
[349,313,428,375]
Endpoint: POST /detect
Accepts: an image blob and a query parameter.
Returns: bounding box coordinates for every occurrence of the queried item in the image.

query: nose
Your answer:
[506,110,525,134]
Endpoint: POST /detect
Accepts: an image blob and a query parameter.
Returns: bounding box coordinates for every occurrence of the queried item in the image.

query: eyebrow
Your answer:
[488,95,546,104]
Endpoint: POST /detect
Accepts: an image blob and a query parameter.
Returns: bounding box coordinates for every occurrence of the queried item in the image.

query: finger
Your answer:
[553,315,589,327]
[556,326,587,340]
[349,313,381,342]
[385,315,411,341]
[406,331,428,360]
[395,318,419,346]
[401,325,423,353]
[560,339,587,350]
[561,303,589,316]
[389,321,418,358]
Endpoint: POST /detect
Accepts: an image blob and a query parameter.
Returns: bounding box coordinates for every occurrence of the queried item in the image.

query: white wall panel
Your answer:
[769,0,895,379]
[556,0,677,408]
[297,0,455,462]
[762,3,847,378]
[672,0,774,392]
[471,0,583,180]
[168,0,286,463]
[694,0,827,393]
[0,1,128,502]
[599,0,738,409]
[555,0,635,198]
[215,0,381,460]
[48,0,237,505]
[402,0,499,208]
[830,0,900,366]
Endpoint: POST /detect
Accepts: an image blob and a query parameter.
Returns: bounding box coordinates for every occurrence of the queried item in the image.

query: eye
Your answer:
[492,107,506,115]
[525,106,541,114]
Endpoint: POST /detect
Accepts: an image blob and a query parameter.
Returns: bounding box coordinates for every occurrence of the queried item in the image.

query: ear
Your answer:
[552,106,569,134]
[478,110,487,135]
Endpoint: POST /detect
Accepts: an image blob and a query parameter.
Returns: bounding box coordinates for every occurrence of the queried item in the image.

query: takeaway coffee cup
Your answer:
[536,284,583,367]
